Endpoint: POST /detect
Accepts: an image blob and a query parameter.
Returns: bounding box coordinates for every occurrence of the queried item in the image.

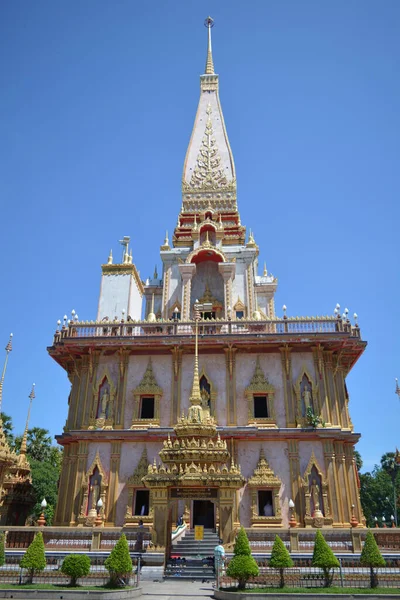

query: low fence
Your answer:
[0,554,140,587]
[220,562,400,590]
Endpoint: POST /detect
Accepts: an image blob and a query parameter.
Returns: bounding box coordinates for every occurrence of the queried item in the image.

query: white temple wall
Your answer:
[235,353,286,427]
[97,274,142,321]
[167,263,182,314]
[190,261,224,307]
[124,355,172,428]
[231,261,247,311]
[291,352,317,385]
[299,441,326,478]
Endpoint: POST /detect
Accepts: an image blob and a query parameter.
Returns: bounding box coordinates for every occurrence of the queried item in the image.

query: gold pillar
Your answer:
[73,441,89,523]
[287,440,302,523]
[151,487,169,548]
[335,364,350,429]
[280,346,296,427]
[55,445,72,524]
[115,350,130,429]
[324,352,340,427]
[345,444,363,525]
[171,347,183,424]
[79,357,91,428]
[245,265,255,316]
[219,487,236,544]
[312,345,331,426]
[224,345,237,425]
[323,440,341,524]
[107,441,121,524]
[334,442,350,524]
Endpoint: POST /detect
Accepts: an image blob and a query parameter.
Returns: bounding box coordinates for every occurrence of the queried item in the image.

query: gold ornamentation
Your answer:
[131,360,163,428]
[245,357,276,427]
[187,105,232,192]
[247,449,281,489]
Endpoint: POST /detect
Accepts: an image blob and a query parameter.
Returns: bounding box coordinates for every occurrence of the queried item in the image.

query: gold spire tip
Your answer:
[204,16,215,75]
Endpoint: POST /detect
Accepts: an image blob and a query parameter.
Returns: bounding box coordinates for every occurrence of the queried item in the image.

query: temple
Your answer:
[49,18,367,546]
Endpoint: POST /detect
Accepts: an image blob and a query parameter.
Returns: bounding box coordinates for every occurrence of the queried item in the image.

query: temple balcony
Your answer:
[49,315,365,373]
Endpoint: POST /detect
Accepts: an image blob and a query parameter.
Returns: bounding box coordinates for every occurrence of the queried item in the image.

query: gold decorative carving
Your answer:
[293,367,318,427]
[89,367,116,430]
[245,357,276,427]
[131,359,163,428]
[301,451,332,528]
[77,451,108,527]
[248,449,282,527]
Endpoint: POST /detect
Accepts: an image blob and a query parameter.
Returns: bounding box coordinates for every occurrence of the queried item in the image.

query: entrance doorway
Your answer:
[192,500,215,529]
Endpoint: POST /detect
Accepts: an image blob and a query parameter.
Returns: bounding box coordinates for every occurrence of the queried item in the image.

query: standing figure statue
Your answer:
[310,478,323,517]
[200,388,211,420]
[302,384,313,411]
[90,480,100,510]
[99,389,110,419]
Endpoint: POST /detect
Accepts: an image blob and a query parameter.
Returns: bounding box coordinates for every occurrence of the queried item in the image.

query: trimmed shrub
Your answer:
[270,535,293,588]
[0,533,5,567]
[104,534,132,587]
[61,554,91,586]
[226,527,259,590]
[360,530,386,588]
[20,532,46,583]
[311,530,339,587]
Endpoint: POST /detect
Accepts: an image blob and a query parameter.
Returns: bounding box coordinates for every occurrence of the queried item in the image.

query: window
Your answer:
[254,395,268,419]
[236,310,244,320]
[134,490,150,516]
[140,396,155,419]
[203,311,216,320]
[258,490,274,517]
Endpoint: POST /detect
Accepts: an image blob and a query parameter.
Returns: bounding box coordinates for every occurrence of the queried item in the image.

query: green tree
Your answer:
[104,534,132,587]
[20,532,46,583]
[226,527,259,590]
[360,530,386,588]
[15,427,53,462]
[61,554,91,586]
[269,535,293,588]
[29,459,60,525]
[0,534,5,567]
[354,450,363,472]
[311,530,339,587]
[0,413,14,447]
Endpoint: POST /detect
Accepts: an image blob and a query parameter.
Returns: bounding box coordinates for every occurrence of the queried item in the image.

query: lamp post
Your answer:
[37,499,47,527]
[288,499,297,528]
[95,498,104,527]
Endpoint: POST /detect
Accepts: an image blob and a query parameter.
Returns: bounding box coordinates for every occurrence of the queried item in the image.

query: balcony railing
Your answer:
[52,315,361,344]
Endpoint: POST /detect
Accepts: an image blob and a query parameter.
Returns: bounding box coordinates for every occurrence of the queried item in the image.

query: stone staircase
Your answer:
[164,528,219,580]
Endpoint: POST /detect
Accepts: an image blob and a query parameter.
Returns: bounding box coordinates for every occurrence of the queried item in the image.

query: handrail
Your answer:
[52,316,361,344]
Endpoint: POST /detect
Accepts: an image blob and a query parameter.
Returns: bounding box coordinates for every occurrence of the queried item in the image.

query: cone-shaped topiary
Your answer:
[360,530,386,588]
[233,527,251,556]
[0,533,5,568]
[104,534,132,587]
[270,535,293,588]
[226,527,259,590]
[20,532,46,583]
[61,554,91,586]
[311,529,339,587]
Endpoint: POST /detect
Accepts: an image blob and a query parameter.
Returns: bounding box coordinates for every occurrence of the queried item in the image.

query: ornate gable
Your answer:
[245,357,275,395]
[128,449,149,486]
[247,448,281,488]
[133,360,162,397]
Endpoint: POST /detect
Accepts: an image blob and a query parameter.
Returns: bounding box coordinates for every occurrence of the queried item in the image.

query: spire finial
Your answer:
[189,303,202,405]
[204,16,215,75]
[21,384,35,456]
[0,333,13,415]
[263,262,267,277]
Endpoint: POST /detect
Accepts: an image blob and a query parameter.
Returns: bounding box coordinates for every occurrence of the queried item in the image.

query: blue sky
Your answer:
[0,1,399,471]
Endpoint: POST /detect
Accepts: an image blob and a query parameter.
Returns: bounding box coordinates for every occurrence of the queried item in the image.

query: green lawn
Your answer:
[222,587,400,595]
[0,583,133,590]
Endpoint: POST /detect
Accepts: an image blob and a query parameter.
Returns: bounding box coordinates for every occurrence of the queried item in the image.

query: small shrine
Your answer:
[142,304,245,546]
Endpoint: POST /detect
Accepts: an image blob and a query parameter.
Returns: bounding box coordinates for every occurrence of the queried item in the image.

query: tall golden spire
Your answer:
[189,303,202,405]
[20,384,35,457]
[0,334,13,415]
[204,16,215,75]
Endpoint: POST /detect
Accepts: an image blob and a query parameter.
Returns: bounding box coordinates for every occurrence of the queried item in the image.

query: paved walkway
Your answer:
[141,579,215,599]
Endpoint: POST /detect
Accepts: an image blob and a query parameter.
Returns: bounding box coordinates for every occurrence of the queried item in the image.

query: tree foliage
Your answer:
[226,528,259,590]
[104,534,132,587]
[61,554,91,586]
[20,532,46,583]
[0,534,5,568]
[312,530,339,587]
[270,535,293,588]
[360,530,386,588]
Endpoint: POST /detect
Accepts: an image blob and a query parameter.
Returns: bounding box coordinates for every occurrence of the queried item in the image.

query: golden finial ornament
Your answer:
[147,294,156,323]
[0,333,13,415]
[189,303,202,406]
[153,265,158,279]
[263,262,268,277]
[107,250,113,265]
[204,17,215,75]
[160,231,170,251]
[20,384,35,456]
